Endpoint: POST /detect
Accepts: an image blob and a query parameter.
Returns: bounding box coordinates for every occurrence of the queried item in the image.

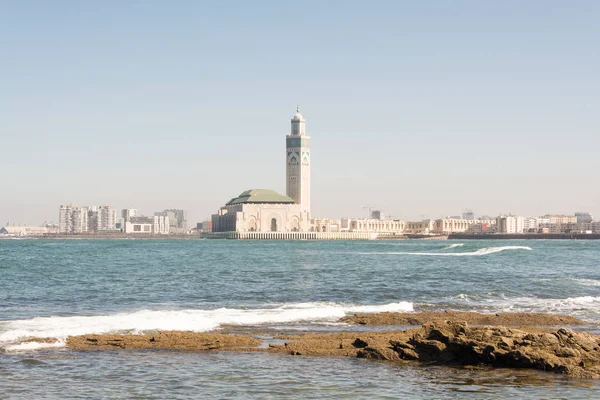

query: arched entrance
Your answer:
[271,218,278,232]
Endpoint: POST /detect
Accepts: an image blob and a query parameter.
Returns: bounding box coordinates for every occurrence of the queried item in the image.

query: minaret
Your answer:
[286,106,311,216]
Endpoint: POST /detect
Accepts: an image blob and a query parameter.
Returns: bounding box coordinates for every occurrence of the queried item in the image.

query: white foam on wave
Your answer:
[355,246,532,257]
[447,293,600,320]
[0,301,413,352]
[443,243,464,249]
[4,339,65,352]
[571,278,600,287]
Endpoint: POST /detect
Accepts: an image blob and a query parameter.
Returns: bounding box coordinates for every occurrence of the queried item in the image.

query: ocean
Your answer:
[1,239,599,399]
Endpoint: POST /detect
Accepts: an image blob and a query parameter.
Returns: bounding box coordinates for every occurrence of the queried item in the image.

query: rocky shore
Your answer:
[340,310,586,327]
[63,311,600,379]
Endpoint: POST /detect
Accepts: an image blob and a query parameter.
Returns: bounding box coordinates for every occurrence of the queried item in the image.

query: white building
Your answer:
[432,218,496,234]
[541,214,577,225]
[153,215,170,235]
[59,204,89,233]
[212,190,310,233]
[312,218,342,232]
[125,217,153,234]
[155,209,188,234]
[0,226,55,237]
[342,218,406,235]
[404,220,436,235]
[523,217,540,233]
[496,215,525,234]
[98,205,116,231]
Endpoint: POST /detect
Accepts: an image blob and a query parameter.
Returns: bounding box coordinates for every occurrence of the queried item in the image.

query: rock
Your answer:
[66,331,261,351]
[339,311,587,327]
[352,338,369,348]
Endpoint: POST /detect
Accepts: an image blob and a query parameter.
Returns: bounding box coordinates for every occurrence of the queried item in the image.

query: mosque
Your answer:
[211,108,313,235]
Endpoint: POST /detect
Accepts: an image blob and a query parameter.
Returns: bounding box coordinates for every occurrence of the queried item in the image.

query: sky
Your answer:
[1,0,599,225]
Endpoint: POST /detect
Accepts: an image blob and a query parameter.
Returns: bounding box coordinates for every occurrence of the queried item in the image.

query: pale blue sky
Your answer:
[1,1,599,225]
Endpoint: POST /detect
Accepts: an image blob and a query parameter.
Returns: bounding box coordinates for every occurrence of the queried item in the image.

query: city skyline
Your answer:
[1,1,599,225]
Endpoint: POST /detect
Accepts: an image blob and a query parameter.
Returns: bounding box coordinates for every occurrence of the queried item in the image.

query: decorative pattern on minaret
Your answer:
[286,107,311,216]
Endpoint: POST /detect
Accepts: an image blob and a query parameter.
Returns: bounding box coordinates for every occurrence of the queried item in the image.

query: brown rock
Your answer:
[340,311,587,327]
[66,331,261,351]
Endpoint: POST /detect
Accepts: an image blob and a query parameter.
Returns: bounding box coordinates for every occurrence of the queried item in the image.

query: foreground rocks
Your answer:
[269,322,600,379]
[67,331,261,351]
[340,311,586,327]
[63,312,600,379]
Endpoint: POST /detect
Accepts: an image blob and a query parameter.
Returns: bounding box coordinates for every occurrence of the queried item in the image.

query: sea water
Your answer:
[1,239,599,398]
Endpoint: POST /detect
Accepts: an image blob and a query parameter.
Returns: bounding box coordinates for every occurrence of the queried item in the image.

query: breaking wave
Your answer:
[0,302,413,352]
[356,246,532,257]
[570,278,600,287]
[441,293,600,321]
[443,243,464,249]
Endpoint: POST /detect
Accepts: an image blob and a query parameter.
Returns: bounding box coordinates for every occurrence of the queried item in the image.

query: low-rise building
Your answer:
[0,226,56,236]
[342,218,406,235]
[432,218,496,234]
[404,220,436,235]
[312,218,342,232]
[541,214,577,225]
[125,217,154,234]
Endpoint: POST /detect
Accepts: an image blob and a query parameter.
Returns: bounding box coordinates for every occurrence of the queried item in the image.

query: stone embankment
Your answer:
[64,312,600,378]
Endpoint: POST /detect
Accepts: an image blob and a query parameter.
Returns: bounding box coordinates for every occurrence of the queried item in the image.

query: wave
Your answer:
[443,243,464,250]
[0,302,413,352]
[570,278,600,287]
[445,293,600,319]
[354,246,532,257]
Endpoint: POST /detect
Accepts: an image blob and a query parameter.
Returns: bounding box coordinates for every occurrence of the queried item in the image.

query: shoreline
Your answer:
[23,311,600,379]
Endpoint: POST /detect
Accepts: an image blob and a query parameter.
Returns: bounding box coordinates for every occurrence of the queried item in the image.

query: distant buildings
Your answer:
[576,212,593,224]
[0,225,59,237]
[496,215,525,234]
[59,205,89,233]
[59,204,115,233]
[113,208,186,235]
[154,209,188,234]
[433,218,496,235]
[462,209,475,221]
[542,214,578,225]
[341,218,405,235]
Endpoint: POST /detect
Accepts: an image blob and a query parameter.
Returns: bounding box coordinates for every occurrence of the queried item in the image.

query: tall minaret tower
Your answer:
[286,106,311,216]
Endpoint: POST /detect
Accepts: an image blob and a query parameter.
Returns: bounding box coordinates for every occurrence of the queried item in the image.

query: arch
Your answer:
[271,218,278,232]
[246,216,257,232]
[290,216,300,232]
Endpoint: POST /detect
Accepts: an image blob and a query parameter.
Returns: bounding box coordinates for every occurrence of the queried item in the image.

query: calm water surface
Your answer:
[1,239,599,398]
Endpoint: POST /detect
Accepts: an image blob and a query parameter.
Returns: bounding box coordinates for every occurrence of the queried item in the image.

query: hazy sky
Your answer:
[1,1,599,225]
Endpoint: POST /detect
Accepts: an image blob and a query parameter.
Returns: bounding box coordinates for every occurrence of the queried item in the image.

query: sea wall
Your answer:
[201,231,376,240]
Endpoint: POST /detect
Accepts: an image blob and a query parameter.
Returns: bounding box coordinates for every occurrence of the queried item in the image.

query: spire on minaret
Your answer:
[296,105,300,113]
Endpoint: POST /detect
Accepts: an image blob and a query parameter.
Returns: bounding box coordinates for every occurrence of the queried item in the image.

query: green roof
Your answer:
[226,189,295,205]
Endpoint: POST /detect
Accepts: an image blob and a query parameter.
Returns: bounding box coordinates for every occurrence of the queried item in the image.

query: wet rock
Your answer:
[340,311,587,327]
[67,331,261,351]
